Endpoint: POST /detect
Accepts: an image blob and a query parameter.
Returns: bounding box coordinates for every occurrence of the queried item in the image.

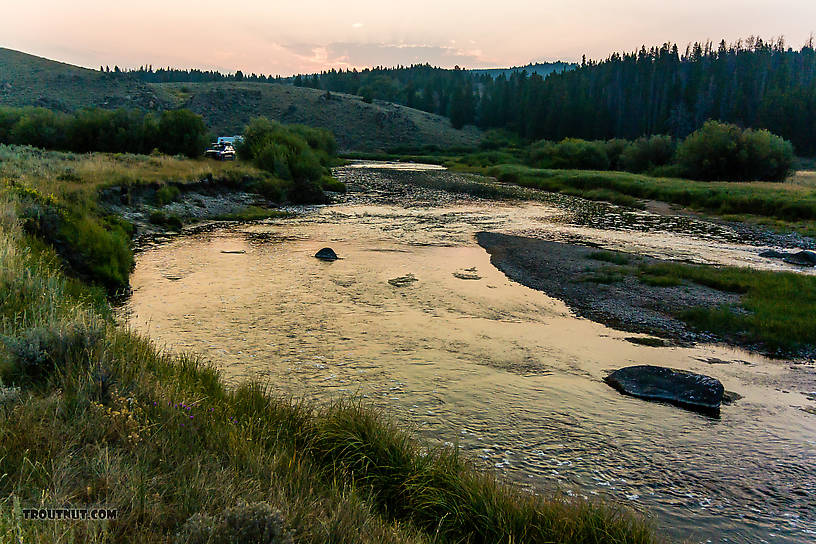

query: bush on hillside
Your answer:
[676,120,794,181]
[19,199,133,292]
[1,321,105,383]
[175,502,292,544]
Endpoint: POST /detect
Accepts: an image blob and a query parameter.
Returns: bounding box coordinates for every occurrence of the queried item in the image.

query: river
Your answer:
[122,162,816,543]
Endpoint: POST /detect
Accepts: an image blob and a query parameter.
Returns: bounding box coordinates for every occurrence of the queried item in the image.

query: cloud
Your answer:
[282,41,494,71]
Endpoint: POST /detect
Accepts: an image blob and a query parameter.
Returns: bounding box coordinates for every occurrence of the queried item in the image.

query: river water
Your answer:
[122,162,816,543]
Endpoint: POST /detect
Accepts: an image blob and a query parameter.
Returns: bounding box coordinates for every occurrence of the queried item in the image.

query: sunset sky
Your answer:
[3,0,815,75]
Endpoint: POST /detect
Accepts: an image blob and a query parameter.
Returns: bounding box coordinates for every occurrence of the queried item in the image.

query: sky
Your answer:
[3,0,816,76]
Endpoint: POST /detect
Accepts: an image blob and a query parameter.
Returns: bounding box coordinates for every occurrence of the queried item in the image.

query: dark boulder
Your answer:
[784,250,816,267]
[760,249,816,267]
[604,365,724,416]
[315,247,339,261]
[759,249,788,259]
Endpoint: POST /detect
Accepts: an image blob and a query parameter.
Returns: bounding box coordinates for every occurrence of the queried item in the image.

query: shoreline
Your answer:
[476,231,815,359]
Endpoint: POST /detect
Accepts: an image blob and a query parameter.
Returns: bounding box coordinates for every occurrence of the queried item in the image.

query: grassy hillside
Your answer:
[0,48,480,152]
[0,48,167,111]
[158,81,480,151]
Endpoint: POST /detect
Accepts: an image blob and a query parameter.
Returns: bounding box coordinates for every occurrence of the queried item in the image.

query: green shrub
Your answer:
[289,124,337,162]
[289,148,323,182]
[68,108,155,154]
[155,184,182,206]
[459,150,517,167]
[20,202,134,292]
[175,502,292,544]
[604,139,631,170]
[149,210,183,231]
[479,129,523,150]
[240,117,341,203]
[0,106,207,157]
[1,321,104,383]
[619,135,675,173]
[288,179,328,204]
[676,120,794,181]
[529,138,610,170]
[0,107,26,143]
[10,108,70,150]
[157,110,209,158]
[321,175,347,193]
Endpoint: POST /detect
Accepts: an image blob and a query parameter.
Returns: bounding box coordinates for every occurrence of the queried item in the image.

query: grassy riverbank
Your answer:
[584,251,816,353]
[0,150,659,543]
[460,163,816,236]
[636,262,816,353]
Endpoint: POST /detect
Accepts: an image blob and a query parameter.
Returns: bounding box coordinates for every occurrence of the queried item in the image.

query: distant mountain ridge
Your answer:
[469,62,575,79]
[0,47,480,151]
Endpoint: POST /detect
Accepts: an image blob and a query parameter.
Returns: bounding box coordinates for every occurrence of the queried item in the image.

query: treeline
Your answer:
[472,121,793,181]
[100,65,283,84]
[510,37,816,155]
[0,107,209,157]
[298,38,816,155]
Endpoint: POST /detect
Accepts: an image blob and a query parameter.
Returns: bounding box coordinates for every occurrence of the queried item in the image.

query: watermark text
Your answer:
[22,508,117,521]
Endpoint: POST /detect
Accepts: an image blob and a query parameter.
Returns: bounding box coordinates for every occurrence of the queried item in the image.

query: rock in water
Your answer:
[604,365,724,416]
[784,250,816,267]
[315,247,339,261]
[759,249,788,259]
[388,274,418,287]
[761,248,816,267]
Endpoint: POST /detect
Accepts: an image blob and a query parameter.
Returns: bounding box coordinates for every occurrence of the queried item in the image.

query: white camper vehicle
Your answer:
[216,135,244,146]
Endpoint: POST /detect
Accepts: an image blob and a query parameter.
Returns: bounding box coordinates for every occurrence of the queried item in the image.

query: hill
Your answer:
[158,81,480,151]
[0,48,479,151]
[0,48,167,111]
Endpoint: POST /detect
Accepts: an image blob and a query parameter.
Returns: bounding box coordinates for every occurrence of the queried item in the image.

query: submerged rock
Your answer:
[388,274,418,287]
[452,269,482,280]
[315,247,339,261]
[604,365,724,416]
[721,390,743,405]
